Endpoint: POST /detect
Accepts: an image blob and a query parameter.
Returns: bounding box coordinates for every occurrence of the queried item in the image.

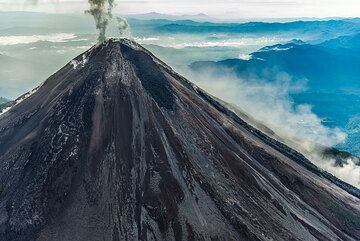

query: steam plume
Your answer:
[117,17,129,36]
[86,0,115,42]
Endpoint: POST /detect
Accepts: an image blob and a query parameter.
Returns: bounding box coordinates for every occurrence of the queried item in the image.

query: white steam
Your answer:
[117,17,130,36]
[86,0,115,42]
[85,0,130,42]
[186,66,360,187]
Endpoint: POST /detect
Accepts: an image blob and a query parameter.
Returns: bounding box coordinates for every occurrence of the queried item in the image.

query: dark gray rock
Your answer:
[0,39,359,241]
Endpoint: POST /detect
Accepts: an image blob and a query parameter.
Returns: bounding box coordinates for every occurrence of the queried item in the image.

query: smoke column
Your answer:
[117,17,129,36]
[28,0,127,42]
[86,0,115,42]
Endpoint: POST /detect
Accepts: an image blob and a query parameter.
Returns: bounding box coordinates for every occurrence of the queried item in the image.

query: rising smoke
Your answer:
[86,0,129,42]
[117,17,129,36]
[86,0,115,42]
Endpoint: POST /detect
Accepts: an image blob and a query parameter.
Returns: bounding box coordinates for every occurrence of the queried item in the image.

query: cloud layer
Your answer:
[0,33,77,45]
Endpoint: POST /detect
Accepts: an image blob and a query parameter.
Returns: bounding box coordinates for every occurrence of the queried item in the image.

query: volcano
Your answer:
[0,39,359,241]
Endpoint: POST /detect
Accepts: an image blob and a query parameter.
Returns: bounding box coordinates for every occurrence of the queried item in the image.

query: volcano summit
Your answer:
[0,39,359,241]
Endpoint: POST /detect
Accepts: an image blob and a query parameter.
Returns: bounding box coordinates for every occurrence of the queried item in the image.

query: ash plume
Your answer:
[86,0,116,43]
[117,17,129,36]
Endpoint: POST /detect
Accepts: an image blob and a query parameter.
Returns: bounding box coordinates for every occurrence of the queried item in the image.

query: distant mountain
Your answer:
[1,12,359,42]
[0,39,359,241]
[155,19,360,39]
[190,36,360,90]
[190,34,360,155]
[320,33,360,50]
[126,12,210,21]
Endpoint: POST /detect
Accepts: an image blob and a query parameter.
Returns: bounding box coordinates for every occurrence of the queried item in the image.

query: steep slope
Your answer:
[0,39,359,241]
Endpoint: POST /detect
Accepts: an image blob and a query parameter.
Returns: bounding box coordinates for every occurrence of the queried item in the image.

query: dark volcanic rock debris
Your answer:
[0,39,359,241]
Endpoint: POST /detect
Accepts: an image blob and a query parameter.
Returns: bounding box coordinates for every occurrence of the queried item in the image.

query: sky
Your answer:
[0,0,360,19]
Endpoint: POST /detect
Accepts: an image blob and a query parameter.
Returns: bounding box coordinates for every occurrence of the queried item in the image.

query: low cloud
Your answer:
[184,65,360,187]
[137,35,291,49]
[310,152,359,187]
[0,33,77,46]
[151,37,287,49]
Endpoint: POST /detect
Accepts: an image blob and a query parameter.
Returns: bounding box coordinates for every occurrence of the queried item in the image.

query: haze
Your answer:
[1,0,360,19]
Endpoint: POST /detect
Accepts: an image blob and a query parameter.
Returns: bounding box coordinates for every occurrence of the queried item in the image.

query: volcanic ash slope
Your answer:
[0,39,359,241]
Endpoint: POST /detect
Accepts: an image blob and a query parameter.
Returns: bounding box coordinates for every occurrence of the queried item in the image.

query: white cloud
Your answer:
[0,33,77,45]
[239,54,252,60]
[158,37,284,49]
[261,46,294,52]
[134,37,160,42]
